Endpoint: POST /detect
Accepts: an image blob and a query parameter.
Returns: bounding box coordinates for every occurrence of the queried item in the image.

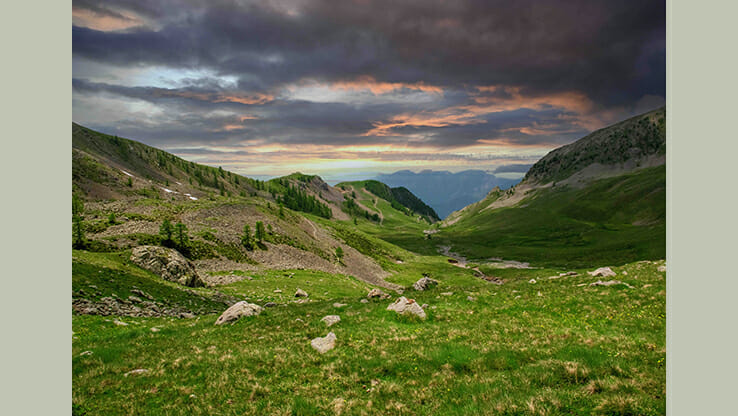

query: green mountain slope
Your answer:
[336,179,440,222]
[438,108,666,268]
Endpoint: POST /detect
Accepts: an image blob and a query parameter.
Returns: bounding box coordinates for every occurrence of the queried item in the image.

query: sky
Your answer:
[72,0,665,182]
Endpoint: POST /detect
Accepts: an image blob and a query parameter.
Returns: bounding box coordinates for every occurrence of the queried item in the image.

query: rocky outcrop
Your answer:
[72,296,200,318]
[311,332,336,353]
[588,267,616,278]
[295,288,309,297]
[367,288,390,300]
[214,301,263,325]
[589,280,634,289]
[321,315,341,327]
[130,246,205,287]
[387,297,426,319]
[413,277,438,291]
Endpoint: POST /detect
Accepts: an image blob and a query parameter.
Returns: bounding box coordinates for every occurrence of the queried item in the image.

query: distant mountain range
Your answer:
[376,170,521,219]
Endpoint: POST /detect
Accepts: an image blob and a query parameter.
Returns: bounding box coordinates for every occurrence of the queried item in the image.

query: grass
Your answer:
[437,166,666,268]
[73,257,665,415]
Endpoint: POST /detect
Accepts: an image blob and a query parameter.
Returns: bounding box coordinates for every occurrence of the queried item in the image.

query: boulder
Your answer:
[321,315,341,327]
[130,246,205,287]
[311,332,336,353]
[387,297,426,319]
[264,302,277,308]
[295,288,309,298]
[589,280,634,289]
[214,301,263,325]
[367,288,390,300]
[587,267,616,278]
[413,277,439,291]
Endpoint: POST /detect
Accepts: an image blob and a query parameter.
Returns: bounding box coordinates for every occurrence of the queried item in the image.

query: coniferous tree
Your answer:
[255,221,265,243]
[108,212,116,224]
[73,215,85,249]
[159,219,174,246]
[241,225,253,249]
[175,223,189,247]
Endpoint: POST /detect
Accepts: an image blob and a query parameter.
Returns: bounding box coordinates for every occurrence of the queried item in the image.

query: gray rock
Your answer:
[587,267,616,278]
[467,296,476,301]
[124,368,150,377]
[214,301,263,325]
[273,289,282,293]
[421,304,429,309]
[367,288,390,299]
[264,302,277,308]
[332,303,347,308]
[387,296,426,319]
[295,288,308,298]
[79,350,93,356]
[321,315,341,327]
[130,246,205,287]
[360,299,369,304]
[589,280,634,289]
[311,332,336,353]
[657,265,666,273]
[528,279,537,284]
[413,277,439,291]
[128,296,142,303]
[131,289,153,300]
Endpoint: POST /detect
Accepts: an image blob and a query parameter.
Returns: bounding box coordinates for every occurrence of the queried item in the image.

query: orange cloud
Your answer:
[330,76,443,95]
[362,86,605,137]
[72,7,145,31]
[150,89,273,105]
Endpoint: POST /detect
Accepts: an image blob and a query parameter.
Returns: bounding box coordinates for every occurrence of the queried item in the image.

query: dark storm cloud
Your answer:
[73,0,665,105]
[73,0,664,171]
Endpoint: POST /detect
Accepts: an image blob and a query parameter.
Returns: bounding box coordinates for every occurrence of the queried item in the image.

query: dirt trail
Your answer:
[371,194,384,225]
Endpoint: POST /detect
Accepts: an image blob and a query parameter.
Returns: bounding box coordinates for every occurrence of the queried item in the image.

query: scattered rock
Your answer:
[128,296,142,303]
[642,284,653,289]
[214,301,263,325]
[367,288,390,299]
[467,296,476,301]
[440,292,453,296]
[537,291,543,297]
[124,369,150,377]
[79,351,93,356]
[561,271,578,276]
[622,271,628,275]
[321,315,341,327]
[360,299,369,304]
[529,279,537,284]
[311,332,337,353]
[131,289,153,300]
[413,277,439,291]
[130,246,205,287]
[421,304,429,309]
[387,297,426,319]
[587,267,616,278]
[273,289,282,293]
[657,265,666,273]
[150,327,160,332]
[295,288,308,298]
[333,303,347,308]
[264,302,277,308]
[113,319,128,326]
[589,280,634,289]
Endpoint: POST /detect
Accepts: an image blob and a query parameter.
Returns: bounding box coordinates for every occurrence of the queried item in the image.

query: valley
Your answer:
[72,108,666,415]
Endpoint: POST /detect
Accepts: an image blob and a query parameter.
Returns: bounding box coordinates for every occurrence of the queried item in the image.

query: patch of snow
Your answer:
[161,187,179,194]
[121,170,134,177]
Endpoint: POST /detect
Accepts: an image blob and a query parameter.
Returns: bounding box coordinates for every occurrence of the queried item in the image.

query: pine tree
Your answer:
[127,177,133,187]
[175,223,189,247]
[108,212,116,224]
[159,219,174,246]
[279,203,285,218]
[241,225,253,249]
[255,221,265,243]
[73,215,85,249]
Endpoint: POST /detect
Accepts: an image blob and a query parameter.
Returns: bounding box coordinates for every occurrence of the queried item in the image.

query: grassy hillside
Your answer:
[524,107,665,185]
[337,180,440,222]
[439,165,665,268]
[73,259,665,415]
